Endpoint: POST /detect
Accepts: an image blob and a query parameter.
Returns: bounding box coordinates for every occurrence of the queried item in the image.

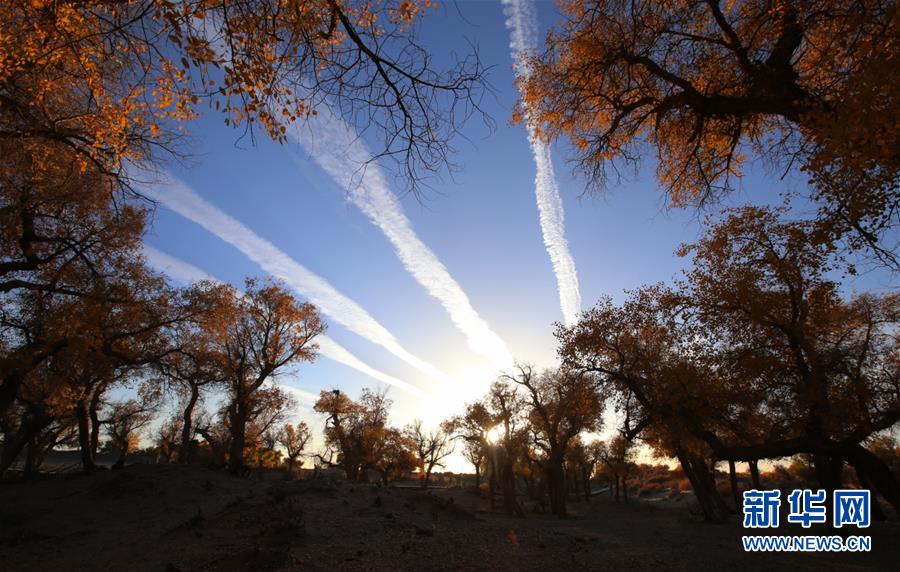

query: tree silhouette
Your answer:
[314,388,395,482]
[486,380,526,517]
[103,398,156,469]
[506,365,604,517]
[157,282,237,463]
[406,419,453,488]
[558,206,899,520]
[220,279,323,474]
[597,437,634,502]
[568,438,605,501]
[446,402,493,490]
[277,421,312,477]
[372,427,418,485]
[680,206,900,509]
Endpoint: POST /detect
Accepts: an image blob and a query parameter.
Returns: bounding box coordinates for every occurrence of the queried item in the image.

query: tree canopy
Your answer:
[1,0,487,185]
[519,0,898,265]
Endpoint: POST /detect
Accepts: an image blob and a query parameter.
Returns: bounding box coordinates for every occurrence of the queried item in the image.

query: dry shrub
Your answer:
[638,482,665,497]
[716,483,733,498]
[646,473,671,486]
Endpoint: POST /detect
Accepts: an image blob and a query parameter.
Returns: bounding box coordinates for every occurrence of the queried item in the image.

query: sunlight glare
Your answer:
[486,425,502,445]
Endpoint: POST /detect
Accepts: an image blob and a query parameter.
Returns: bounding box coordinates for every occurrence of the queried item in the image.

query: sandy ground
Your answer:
[1,464,898,571]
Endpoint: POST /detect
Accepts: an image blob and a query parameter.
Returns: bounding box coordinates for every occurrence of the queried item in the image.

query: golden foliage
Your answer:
[0,0,473,182]
[519,0,898,261]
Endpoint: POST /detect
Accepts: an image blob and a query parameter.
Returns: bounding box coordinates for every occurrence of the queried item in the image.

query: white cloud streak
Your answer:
[502,0,582,326]
[143,244,217,284]
[279,385,320,407]
[141,178,450,387]
[195,11,511,370]
[289,109,514,371]
[141,243,429,398]
[315,336,428,398]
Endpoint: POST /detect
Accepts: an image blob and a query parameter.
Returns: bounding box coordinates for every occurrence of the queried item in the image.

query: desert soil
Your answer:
[1,464,898,571]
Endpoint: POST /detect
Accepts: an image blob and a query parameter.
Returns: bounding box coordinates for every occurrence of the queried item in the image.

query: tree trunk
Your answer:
[582,467,592,502]
[197,427,228,466]
[728,459,740,512]
[536,473,548,511]
[178,384,200,463]
[843,443,900,515]
[286,457,296,478]
[0,370,25,423]
[546,459,567,517]
[489,455,498,508]
[675,449,729,522]
[227,405,247,475]
[613,473,620,501]
[853,465,886,521]
[32,434,54,475]
[474,463,481,489]
[524,472,536,499]
[113,446,127,469]
[693,454,732,517]
[89,389,103,457]
[814,454,843,494]
[0,341,67,421]
[0,422,30,477]
[23,433,41,478]
[501,462,524,517]
[748,460,761,488]
[75,401,96,473]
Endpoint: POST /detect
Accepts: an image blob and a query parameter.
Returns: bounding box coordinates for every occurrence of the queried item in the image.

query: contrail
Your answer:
[141,244,429,398]
[279,385,320,407]
[198,11,511,370]
[141,178,452,386]
[143,244,218,283]
[289,109,514,371]
[192,13,512,370]
[315,337,428,398]
[502,0,581,326]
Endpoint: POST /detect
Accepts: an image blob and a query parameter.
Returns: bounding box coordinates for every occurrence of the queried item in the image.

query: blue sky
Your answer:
[139,1,895,465]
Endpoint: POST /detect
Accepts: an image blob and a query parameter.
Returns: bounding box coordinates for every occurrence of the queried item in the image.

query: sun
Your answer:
[485,425,503,445]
